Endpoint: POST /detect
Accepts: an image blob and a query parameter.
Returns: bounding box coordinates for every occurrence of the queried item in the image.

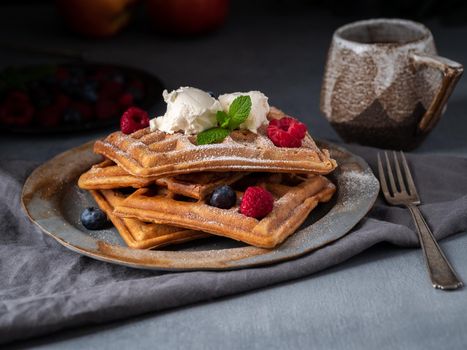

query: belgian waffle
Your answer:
[90,189,209,249]
[80,160,246,200]
[113,173,336,248]
[79,160,157,189]
[93,108,337,178]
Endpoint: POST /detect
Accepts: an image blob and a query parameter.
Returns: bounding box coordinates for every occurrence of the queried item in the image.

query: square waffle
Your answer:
[93,108,337,178]
[79,159,157,189]
[80,160,246,200]
[112,173,336,248]
[90,189,209,249]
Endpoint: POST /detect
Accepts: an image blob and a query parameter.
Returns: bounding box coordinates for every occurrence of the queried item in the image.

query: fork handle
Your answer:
[407,204,463,290]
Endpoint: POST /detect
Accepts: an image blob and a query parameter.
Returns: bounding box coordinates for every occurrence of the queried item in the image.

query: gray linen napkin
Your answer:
[1,145,467,344]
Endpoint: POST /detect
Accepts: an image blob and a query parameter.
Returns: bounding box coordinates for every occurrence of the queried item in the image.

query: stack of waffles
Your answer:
[78,108,337,249]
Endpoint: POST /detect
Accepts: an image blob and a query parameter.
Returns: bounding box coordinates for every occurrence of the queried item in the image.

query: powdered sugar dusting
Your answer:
[95,126,336,177]
[335,167,378,212]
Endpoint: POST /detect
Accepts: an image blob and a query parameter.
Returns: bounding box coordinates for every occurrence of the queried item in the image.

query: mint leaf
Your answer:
[196,127,230,145]
[216,110,230,129]
[228,95,252,130]
[196,96,252,146]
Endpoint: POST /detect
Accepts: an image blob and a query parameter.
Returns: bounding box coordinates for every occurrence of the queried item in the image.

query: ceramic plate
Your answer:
[21,141,379,271]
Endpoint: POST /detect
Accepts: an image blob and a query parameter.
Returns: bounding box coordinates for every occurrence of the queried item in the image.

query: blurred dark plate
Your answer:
[0,62,164,134]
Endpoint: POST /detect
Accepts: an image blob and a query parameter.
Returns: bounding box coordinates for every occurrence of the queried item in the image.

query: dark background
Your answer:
[2,0,467,24]
[0,0,466,153]
[238,0,467,25]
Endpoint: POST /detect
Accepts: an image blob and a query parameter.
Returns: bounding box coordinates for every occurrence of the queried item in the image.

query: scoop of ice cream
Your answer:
[150,87,221,135]
[218,91,270,133]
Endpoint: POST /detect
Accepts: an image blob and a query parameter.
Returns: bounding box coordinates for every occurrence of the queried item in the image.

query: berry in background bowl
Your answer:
[0,91,35,127]
[0,63,164,133]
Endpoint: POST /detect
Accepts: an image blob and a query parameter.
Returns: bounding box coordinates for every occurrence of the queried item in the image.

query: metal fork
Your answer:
[377,151,463,290]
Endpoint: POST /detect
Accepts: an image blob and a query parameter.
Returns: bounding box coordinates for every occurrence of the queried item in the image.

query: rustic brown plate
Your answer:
[21,141,379,271]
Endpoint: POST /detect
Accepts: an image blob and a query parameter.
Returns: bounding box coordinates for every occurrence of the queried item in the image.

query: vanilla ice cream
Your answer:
[218,91,270,133]
[150,87,221,134]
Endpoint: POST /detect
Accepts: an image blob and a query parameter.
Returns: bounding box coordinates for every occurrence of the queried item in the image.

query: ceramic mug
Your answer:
[320,18,463,150]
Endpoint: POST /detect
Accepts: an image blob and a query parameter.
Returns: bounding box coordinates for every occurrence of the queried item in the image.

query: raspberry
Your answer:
[100,80,123,99]
[120,107,150,134]
[0,91,35,127]
[54,93,71,110]
[55,67,70,81]
[268,128,301,147]
[37,104,62,127]
[5,90,29,105]
[267,117,308,148]
[119,92,134,109]
[288,121,307,139]
[240,186,274,219]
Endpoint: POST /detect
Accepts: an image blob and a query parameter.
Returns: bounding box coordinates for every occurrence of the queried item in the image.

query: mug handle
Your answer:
[409,52,463,133]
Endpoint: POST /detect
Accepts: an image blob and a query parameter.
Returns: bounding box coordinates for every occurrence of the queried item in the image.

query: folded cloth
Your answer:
[1,145,467,344]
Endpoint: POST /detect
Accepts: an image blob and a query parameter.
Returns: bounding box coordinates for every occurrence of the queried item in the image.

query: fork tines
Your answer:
[377,151,420,203]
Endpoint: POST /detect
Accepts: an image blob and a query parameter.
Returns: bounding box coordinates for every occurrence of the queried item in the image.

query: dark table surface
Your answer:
[1,3,467,349]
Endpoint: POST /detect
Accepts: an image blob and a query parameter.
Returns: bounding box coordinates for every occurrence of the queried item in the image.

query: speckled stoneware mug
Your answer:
[320,18,463,150]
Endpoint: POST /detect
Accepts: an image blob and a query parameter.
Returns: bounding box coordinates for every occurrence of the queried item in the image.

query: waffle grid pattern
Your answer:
[90,189,208,249]
[93,109,337,178]
[113,173,336,248]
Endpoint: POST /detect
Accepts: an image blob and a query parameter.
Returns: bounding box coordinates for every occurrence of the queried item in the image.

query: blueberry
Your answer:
[209,185,237,209]
[82,83,98,102]
[63,108,82,124]
[80,207,109,230]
